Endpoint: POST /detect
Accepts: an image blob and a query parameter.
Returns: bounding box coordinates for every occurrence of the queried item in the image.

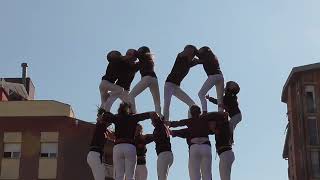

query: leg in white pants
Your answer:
[99,80,124,111]
[200,145,212,180]
[129,76,161,115]
[157,151,174,180]
[189,144,212,180]
[87,151,106,180]
[230,113,242,131]
[113,144,137,180]
[219,150,235,180]
[105,90,130,112]
[198,74,224,112]
[163,82,195,121]
[135,164,148,180]
[189,145,201,180]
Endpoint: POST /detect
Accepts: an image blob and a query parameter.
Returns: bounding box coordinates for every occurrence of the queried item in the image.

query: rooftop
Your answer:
[281,62,320,103]
[0,100,75,118]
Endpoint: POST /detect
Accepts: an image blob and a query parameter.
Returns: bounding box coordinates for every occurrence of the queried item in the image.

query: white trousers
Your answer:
[105,90,130,112]
[113,144,137,180]
[230,113,242,131]
[99,80,126,112]
[135,164,148,180]
[163,82,195,121]
[189,144,212,180]
[129,76,161,115]
[87,151,105,180]
[198,74,224,112]
[157,151,174,180]
[219,150,235,180]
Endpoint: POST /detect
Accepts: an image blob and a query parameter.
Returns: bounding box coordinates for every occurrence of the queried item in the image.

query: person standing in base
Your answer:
[213,119,235,180]
[99,102,155,180]
[87,109,111,180]
[134,124,154,180]
[168,105,228,180]
[151,113,173,180]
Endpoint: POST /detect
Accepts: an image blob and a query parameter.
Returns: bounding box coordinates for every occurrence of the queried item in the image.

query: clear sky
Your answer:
[1,0,319,179]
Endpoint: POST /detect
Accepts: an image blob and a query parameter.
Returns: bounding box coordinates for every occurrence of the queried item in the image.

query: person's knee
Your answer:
[198,90,205,98]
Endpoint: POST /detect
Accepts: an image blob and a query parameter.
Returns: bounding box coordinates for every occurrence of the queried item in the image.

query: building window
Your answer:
[3,143,21,159]
[305,85,316,113]
[38,132,59,179]
[308,117,319,145]
[0,132,22,179]
[40,143,58,158]
[311,151,320,177]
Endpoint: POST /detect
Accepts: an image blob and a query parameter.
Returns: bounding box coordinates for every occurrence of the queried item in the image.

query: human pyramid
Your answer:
[87,45,242,180]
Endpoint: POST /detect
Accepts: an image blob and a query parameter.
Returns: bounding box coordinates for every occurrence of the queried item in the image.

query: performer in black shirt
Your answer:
[99,102,155,180]
[99,50,125,112]
[197,46,224,113]
[129,46,161,115]
[163,45,200,121]
[104,49,140,112]
[206,81,242,131]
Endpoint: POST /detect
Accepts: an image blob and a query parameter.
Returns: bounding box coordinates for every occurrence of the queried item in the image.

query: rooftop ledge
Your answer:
[0,100,75,118]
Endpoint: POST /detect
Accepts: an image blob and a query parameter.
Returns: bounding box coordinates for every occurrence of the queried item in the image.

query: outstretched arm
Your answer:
[202,112,228,122]
[169,119,190,128]
[131,112,155,122]
[171,128,190,139]
[144,134,154,144]
[205,95,218,104]
[99,112,116,124]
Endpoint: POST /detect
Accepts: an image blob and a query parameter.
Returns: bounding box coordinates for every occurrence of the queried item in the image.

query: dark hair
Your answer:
[126,49,138,57]
[226,81,240,95]
[137,46,152,61]
[107,50,121,62]
[198,46,211,57]
[117,102,131,115]
[190,105,201,118]
[138,46,150,54]
[184,45,198,56]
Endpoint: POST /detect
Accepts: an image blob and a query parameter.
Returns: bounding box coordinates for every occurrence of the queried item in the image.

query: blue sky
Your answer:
[1,0,320,179]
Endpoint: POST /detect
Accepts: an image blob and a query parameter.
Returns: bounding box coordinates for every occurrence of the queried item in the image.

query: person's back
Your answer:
[113,114,139,142]
[166,55,190,86]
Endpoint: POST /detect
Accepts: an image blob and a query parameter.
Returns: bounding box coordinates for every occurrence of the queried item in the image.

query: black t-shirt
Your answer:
[139,59,157,78]
[208,95,241,117]
[201,55,222,76]
[116,61,140,91]
[103,112,151,144]
[102,61,120,83]
[215,121,233,155]
[153,123,172,155]
[166,54,199,86]
[170,112,227,139]
[135,134,154,165]
[223,94,241,117]
[89,122,108,152]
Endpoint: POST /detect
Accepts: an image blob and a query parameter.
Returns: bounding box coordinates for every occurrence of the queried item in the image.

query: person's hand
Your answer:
[104,130,115,142]
[96,116,104,124]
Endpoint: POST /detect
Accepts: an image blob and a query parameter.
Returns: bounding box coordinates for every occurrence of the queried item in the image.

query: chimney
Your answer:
[21,63,28,88]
